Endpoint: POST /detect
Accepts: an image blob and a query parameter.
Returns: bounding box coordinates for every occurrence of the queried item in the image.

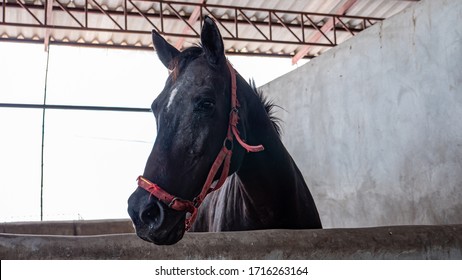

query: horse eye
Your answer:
[195,99,215,112]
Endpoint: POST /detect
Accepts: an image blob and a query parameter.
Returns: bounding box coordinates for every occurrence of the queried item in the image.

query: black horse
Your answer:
[128,16,321,245]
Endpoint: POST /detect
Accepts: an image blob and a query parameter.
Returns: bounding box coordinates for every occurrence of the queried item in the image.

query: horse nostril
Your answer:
[140,201,165,230]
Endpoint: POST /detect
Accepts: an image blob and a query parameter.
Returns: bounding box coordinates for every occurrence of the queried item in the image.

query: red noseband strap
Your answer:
[137,176,196,213]
[137,61,264,231]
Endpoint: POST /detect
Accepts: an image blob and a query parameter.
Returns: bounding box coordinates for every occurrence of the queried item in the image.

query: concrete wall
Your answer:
[0,219,134,236]
[261,0,462,228]
[1,222,461,259]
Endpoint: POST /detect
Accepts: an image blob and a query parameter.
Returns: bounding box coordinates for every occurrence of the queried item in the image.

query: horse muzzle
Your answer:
[128,188,187,245]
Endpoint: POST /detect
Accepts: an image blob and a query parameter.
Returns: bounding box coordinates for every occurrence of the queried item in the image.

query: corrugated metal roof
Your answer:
[0,0,419,59]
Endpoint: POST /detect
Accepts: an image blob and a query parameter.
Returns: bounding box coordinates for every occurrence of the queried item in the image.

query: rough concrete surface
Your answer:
[260,0,462,228]
[1,224,461,259]
[0,219,134,236]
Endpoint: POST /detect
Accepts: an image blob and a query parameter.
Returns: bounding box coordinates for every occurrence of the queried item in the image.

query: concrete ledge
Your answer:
[1,224,461,259]
[0,219,134,236]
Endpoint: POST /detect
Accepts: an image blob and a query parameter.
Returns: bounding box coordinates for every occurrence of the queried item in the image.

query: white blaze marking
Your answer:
[166,87,178,110]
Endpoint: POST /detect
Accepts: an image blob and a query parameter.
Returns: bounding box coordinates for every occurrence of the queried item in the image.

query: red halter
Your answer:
[137,61,264,230]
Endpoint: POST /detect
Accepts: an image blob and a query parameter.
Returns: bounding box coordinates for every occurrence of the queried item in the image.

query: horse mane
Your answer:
[168,46,282,136]
[248,79,282,136]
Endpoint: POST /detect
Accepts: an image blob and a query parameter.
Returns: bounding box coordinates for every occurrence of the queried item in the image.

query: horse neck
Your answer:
[236,78,293,182]
[237,113,301,201]
[234,80,321,228]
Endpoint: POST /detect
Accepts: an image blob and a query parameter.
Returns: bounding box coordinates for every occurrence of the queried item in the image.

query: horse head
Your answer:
[127,17,252,245]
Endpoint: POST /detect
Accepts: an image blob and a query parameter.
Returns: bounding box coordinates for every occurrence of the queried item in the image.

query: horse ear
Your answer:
[152,29,180,69]
[201,16,225,66]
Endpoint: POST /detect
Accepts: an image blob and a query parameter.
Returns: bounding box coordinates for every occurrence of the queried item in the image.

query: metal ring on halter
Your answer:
[168,197,180,208]
[223,138,233,151]
[193,197,200,208]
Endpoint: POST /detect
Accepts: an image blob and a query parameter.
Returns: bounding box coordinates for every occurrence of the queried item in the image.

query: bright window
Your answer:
[0,43,159,221]
[0,109,43,221]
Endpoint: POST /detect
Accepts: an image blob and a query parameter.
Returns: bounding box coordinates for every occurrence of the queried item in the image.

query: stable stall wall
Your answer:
[260,0,462,228]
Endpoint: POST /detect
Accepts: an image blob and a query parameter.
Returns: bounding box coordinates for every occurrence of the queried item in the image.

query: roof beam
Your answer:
[292,0,358,64]
[15,0,43,25]
[55,0,85,28]
[90,0,124,30]
[2,0,6,23]
[44,0,54,52]
[1,0,388,58]
[174,0,204,50]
